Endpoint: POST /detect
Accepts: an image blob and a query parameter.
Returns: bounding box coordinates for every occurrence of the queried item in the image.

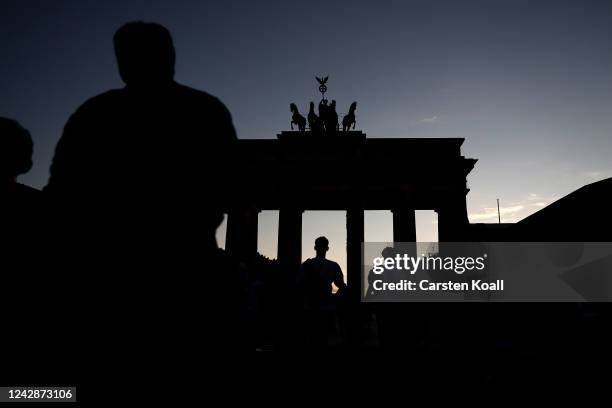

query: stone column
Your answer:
[392,207,417,256]
[436,192,469,242]
[277,208,303,272]
[392,208,416,242]
[225,208,259,262]
[346,208,364,303]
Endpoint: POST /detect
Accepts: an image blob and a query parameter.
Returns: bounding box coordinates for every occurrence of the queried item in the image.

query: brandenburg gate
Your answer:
[224,130,477,293]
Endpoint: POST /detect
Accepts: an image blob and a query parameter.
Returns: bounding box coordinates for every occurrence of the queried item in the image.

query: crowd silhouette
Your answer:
[2,21,352,367]
[5,21,609,374]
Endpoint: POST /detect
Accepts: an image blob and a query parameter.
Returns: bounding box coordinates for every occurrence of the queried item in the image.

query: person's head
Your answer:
[314,236,329,258]
[381,246,395,258]
[114,22,175,87]
[0,117,33,183]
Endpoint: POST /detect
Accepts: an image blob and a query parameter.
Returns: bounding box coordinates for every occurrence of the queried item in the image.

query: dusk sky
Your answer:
[2,0,611,274]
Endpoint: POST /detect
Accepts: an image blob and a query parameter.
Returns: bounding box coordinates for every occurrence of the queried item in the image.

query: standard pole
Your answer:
[497,199,501,224]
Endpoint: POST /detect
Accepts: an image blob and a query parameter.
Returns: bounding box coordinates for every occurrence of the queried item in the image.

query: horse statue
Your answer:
[324,99,339,134]
[318,99,329,121]
[342,102,357,131]
[307,101,320,133]
[290,103,306,131]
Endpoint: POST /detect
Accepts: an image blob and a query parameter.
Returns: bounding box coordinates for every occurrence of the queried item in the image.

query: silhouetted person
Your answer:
[46,22,236,200]
[0,117,52,383]
[1,117,39,200]
[43,22,247,370]
[0,115,39,253]
[298,236,346,348]
[1,117,40,246]
[365,246,395,300]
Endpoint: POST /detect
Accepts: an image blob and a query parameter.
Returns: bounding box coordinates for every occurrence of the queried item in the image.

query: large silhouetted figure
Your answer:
[44,22,248,360]
[46,22,236,206]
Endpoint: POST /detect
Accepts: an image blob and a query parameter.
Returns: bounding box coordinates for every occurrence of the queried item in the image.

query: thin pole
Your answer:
[497,199,501,224]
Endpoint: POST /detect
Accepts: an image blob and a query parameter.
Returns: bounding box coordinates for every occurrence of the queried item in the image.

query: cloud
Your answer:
[526,194,549,207]
[583,171,608,179]
[469,191,568,224]
[418,115,438,124]
[469,191,561,224]
[469,204,525,222]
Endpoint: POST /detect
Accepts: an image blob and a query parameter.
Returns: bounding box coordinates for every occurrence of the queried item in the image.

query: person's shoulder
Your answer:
[173,83,230,111]
[324,259,341,269]
[302,258,314,266]
[330,260,343,275]
[174,83,222,102]
[73,88,126,115]
[82,88,125,105]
